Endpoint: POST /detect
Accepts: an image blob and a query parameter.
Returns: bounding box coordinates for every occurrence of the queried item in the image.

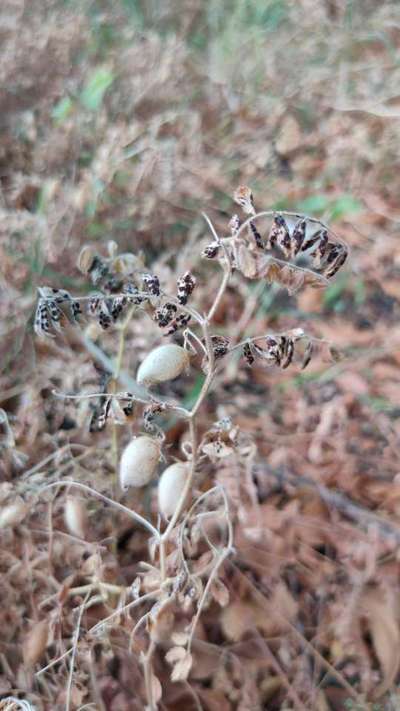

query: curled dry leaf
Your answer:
[23,620,49,666]
[171,631,189,646]
[166,647,193,681]
[275,115,302,155]
[220,601,258,642]
[165,646,187,665]
[236,243,258,278]
[233,185,255,215]
[142,566,162,591]
[189,643,222,682]
[361,588,400,699]
[210,579,230,608]
[109,397,129,425]
[234,250,329,294]
[77,244,96,274]
[0,499,27,528]
[148,597,175,643]
[263,258,328,293]
[221,583,297,641]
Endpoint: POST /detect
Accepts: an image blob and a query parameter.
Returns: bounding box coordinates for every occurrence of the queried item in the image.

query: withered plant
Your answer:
[28,186,349,709]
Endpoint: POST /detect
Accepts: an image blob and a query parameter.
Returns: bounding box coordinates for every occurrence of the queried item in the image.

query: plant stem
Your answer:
[89,589,160,636]
[207,262,231,322]
[157,221,232,581]
[66,590,90,711]
[42,481,159,539]
[142,638,157,711]
[110,306,136,490]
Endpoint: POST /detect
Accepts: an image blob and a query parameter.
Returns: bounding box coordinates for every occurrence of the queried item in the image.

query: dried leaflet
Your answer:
[23,620,49,666]
[165,647,193,682]
[210,578,230,608]
[150,672,162,704]
[361,588,400,699]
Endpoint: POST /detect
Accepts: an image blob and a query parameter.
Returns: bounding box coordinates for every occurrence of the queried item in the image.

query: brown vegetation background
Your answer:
[1,1,400,709]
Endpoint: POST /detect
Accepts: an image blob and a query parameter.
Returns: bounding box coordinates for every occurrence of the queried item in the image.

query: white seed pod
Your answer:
[137,344,190,387]
[64,496,87,539]
[119,436,161,490]
[158,462,188,519]
[0,498,27,529]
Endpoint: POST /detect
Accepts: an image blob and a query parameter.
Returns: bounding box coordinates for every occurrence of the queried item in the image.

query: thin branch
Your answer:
[41,481,159,539]
[36,647,73,677]
[22,444,89,481]
[66,590,91,711]
[187,538,233,652]
[142,638,157,711]
[89,589,160,636]
[52,387,191,419]
[202,212,232,322]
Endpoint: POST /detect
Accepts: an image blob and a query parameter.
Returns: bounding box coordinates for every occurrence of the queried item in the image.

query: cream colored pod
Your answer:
[0,498,27,528]
[119,435,161,490]
[64,496,87,539]
[137,344,190,387]
[158,462,189,519]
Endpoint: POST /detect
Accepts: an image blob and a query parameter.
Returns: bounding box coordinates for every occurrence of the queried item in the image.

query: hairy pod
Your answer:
[0,499,27,528]
[137,344,190,387]
[158,462,189,518]
[119,436,161,490]
[64,496,87,539]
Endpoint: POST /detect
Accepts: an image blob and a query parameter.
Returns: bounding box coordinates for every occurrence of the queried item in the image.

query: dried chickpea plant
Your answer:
[18,186,349,709]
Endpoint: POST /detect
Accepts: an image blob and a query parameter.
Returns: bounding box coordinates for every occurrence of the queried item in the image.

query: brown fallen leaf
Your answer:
[361,587,400,699]
[23,619,49,666]
[276,115,302,155]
